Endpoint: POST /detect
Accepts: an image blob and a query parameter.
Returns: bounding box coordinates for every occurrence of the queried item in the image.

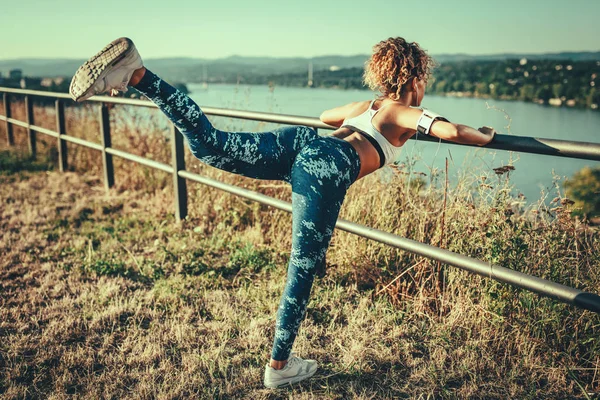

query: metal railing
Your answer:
[2,86,600,314]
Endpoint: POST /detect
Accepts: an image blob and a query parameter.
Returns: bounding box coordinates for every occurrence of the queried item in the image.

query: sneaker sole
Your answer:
[264,367,318,388]
[70,37,134,102]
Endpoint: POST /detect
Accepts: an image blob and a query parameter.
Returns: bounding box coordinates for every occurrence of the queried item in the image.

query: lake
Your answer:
[187,83,600,204]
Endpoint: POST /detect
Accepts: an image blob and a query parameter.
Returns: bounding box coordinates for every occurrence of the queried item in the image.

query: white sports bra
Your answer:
[341,100,403,167]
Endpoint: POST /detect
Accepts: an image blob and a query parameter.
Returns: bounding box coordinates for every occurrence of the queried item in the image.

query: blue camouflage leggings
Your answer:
[134,70,361,361]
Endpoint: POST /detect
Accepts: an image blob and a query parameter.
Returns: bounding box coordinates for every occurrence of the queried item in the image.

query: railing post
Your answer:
[55,99,68,172]
[171,124,188,221]
[3,93,14,146]
[99,104,115,190]
[25,95,36,158]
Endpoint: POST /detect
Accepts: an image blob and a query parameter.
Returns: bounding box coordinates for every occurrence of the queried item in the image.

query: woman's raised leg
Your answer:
[132,69,318,181]
[69,37,318,182]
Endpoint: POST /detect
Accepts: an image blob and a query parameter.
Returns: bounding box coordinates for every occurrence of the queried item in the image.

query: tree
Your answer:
[451,80,464,92]
[552,83,565,99]
[564,167,600,218]
[434,79,447,93]
[535,86,552,103]
[475,82,489,95]
[519,84,536,101]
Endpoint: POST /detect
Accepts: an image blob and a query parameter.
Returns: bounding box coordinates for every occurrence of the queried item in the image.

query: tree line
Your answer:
[240,59,600,110]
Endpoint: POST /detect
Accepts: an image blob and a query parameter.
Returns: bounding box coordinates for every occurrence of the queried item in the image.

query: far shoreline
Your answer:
[185,82,598,112]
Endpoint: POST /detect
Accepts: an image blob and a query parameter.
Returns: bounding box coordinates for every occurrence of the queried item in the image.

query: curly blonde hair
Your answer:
[363,37,435,101]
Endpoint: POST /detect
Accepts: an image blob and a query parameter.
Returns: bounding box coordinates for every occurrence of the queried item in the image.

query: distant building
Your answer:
[41,78,53,87]
[519,58,528,66]
[20,77,42,89]
[329,65,341,72]
[9,69,23,80]
[40,77,65,87]
[549,98,562,106]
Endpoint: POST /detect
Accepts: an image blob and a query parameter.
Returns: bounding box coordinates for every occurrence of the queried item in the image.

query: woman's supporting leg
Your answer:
[270,136,361,362]
[132,69,318,181]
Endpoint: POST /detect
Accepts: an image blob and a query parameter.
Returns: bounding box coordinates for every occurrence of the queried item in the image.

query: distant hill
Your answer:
[433,51,600,63]
[0,54,372,79]
[1,51,598,82]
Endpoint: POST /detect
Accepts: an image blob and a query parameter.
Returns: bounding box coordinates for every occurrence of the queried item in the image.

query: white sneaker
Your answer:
[263,352,318,388]
[69,37,143,102]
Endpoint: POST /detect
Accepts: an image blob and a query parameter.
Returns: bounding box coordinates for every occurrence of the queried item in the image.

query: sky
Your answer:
[1,0,599,60]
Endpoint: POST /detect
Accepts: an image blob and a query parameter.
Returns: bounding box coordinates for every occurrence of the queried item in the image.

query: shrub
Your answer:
[564,166,600,218]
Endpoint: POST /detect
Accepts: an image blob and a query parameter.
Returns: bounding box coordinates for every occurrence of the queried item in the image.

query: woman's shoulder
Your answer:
[376,101,425,130]
[377,100,412,113]
[342,100,374,115]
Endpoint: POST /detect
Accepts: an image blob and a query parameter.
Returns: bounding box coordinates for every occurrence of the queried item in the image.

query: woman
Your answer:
[69,37,495,388]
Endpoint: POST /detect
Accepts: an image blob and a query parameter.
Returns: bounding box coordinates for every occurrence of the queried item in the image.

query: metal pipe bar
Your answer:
[4,117,64,139]
[30,124,59,138]
[0,87,74,100]
[171,125,188,221]
[179,170,293,212]
[105,147,173,173]
[55,100,68,172]
[0,117,62,138]
[3,93,14,146]
[0,117,66,142]
[2,117,28,129]
[332,219,600,313]
[0,87,156,107]
[178,169,600,314]
[78,95,157,107]
[25,96,36,157]
[411,134,600,162]
[60,134,103,151]
[99,104,115,190]
[0,117,102,150]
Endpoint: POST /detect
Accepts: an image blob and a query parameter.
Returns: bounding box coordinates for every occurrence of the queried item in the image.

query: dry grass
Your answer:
[0,99,599,399]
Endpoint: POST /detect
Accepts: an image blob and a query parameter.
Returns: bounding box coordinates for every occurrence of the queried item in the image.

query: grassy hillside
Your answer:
[0,99,598,399]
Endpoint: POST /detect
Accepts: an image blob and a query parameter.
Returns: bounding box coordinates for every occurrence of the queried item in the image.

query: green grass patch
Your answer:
[0,150,52,174]
[227,241,277,273]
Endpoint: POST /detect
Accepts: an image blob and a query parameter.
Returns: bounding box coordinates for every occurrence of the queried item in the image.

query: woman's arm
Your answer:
[395,106,496,146]
[319,102,360,127]
[431,122,496,146]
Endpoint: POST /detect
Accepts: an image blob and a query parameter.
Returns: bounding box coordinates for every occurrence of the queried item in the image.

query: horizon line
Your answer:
[1,48,600,63]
